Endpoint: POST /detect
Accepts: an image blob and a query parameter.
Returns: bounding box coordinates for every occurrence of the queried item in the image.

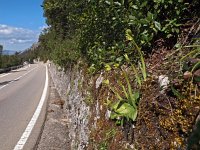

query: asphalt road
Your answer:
[0,63,48,150]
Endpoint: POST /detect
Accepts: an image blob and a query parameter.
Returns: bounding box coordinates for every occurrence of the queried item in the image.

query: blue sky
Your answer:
[0,0,46,51]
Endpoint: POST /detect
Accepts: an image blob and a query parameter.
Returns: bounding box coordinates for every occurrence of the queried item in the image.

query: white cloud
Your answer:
[0,28,13,35]
[0,24,41,51]
[39,25,48,30]
[9,38,33,44]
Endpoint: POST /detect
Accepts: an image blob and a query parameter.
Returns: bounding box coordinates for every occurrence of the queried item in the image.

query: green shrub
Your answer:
[39,0,199,68]
[78,0,196,69]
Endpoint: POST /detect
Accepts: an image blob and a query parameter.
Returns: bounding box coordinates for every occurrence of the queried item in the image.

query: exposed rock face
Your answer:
[49,63,90,150]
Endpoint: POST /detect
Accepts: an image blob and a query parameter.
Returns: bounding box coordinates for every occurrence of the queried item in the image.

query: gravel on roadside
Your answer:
[36,76,70,150]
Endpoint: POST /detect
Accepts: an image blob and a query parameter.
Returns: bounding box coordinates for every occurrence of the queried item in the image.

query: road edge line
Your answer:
[13,65,49,150]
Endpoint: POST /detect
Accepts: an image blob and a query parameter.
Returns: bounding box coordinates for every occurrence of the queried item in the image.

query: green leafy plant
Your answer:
[171,85,185,99]
[125,29,147,86]
[103,37,146,125]
[180,38,200,84]
[98,128,116,150]
[103,72,140,125]
[180,39,200,72]
[39,0,199,69]
[180,46,200,63]
[124,53,142,86]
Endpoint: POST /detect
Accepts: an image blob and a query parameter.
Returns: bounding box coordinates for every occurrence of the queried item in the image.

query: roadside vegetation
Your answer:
[0,45,22,69]
[36,0,199,68]
[32,0,200,149]
[0,44,39,69]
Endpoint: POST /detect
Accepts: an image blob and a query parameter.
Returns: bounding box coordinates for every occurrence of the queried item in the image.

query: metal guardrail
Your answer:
[0,65,23,74]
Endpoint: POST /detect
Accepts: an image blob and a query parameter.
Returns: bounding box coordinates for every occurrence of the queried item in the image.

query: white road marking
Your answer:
[14,65,49,150]
[0,66,28,78]
[0,66,38,90]
[0,73,11,78]
[13,66,28,71]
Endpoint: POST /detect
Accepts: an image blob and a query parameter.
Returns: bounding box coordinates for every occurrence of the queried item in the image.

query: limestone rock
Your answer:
[158,75,170,94]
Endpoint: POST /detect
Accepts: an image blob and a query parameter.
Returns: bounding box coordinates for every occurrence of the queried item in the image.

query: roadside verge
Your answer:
[36,72,70,150]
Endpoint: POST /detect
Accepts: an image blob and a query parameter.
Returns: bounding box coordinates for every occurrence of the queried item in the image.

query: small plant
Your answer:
[98,128,116,150]
[103,35,147,125]
[180,45,200,63]
[103,72,140,125]
[171,39,200,100]
[171,85,185,99]
[125,29,147,85]
[124,53,142,87]
[180,38,200,82]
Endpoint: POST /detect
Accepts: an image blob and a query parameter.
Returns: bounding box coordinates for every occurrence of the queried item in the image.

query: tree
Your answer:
[0,44,3,68]
[0,44,3,54]
[39,0,200,69]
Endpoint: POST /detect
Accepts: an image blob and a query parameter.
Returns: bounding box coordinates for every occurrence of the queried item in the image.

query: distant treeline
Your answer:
[0,44,22,68]
[0,53,22,69]
[1,50,19,55]
[0,42,41,69]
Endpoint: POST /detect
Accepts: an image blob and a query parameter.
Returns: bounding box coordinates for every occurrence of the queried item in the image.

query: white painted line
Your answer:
[0,66,38,90]
[0,66,30,78]
[0,73,11,78]
[13,65,49,150]
[13,66,28,72]
[0,67,26,78]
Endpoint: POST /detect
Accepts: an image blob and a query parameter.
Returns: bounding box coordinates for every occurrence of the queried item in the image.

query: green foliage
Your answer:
[98,128,116,150]
[104,71,140,125]
[78,0,197,68]
[124,30,147,86]
[0,44,3,67]
[181,45,200,63]
[43,0,83,38]
[38,0,199,69]
[35,28,80,66]
[0,45,3,51]
[79,0,128,68]
[50,36,80,67]
[180,38,200,72]
[126,56,142,86]
[171,85,185,99]
[0,54,22,69]
[102,49,146,125]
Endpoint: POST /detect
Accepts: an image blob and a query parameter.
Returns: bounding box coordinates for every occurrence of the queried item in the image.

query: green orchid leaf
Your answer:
[115,102,137,121]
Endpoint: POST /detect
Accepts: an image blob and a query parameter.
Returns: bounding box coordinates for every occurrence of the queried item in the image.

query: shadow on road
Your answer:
[0,79,19,86]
